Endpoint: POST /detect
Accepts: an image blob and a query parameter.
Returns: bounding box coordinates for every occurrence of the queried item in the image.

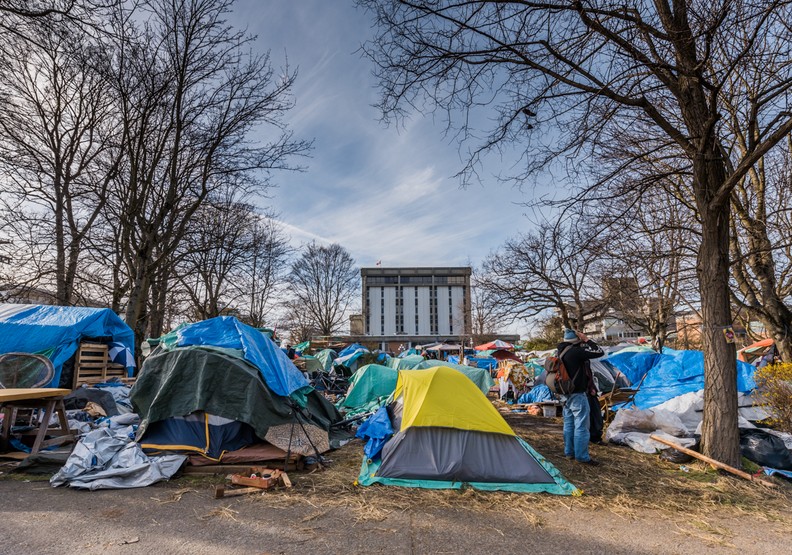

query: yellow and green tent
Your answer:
[357,366,578,495]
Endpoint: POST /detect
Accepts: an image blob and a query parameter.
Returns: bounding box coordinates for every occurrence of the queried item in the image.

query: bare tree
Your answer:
[176,187,291,325]
[479,219,604,330]
[359,0,792,466]
[729,141,792,360]
[469,284,502,340]
[287,242,359,337]
[0,24,121,304]
[279,299,321,345]
[242,216,292,328]
[594,188,696,350]
[108,0,309,344]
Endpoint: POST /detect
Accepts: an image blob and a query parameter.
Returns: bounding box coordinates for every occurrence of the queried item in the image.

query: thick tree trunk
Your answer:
[698,201,741,467]
[770,326,792,362]
[124,261,152,361]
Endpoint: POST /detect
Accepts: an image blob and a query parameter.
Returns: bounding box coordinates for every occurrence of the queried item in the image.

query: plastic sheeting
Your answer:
[518,385,554,404]
[388,354,424,370]
[0,303,135,387]
[338,343,369,358]
[606,350,660,386]
[606,407,691,452]
[158,316,309,399]
[616,348,756,409]
[50,426,185,490]
[413,360,494,394]
[356,406,394,459]
[338,364,398,413]
[314,349,337,371]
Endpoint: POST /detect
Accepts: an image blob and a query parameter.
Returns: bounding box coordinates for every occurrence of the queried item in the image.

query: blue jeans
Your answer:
[563,392,591,462]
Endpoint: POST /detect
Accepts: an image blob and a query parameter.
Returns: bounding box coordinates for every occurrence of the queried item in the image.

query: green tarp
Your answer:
[315,349,338,371]
[413,360,494,394]
[337,364,398,415]
[388,354,424,370]
[131,346,341,441]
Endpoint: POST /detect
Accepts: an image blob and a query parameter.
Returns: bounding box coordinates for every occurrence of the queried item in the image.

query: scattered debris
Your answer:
[118,537,140,546]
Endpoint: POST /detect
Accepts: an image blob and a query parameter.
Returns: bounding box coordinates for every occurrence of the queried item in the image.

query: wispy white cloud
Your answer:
[234,0,544,275]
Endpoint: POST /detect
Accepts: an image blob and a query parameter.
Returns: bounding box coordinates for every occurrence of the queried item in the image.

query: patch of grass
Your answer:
[0,471,49,482]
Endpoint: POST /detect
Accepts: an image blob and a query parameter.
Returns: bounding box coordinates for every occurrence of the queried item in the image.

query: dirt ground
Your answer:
[1,413,791,555]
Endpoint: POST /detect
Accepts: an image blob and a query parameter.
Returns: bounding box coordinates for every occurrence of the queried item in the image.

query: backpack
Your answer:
[544,344,578,395]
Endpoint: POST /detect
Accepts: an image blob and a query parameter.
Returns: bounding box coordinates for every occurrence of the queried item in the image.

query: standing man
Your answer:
[558,328,604,465]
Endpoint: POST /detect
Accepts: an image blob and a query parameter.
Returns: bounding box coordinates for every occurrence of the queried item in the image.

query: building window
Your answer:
[415,293,419,332]
[430,285,438,335]
[380,288,385,333]
[449,294,454,334]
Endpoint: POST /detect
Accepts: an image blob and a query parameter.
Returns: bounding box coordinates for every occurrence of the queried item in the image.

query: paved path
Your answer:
[1,479,790,554]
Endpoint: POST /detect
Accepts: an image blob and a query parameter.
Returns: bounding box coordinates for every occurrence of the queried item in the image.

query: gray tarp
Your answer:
[50,426,185,490]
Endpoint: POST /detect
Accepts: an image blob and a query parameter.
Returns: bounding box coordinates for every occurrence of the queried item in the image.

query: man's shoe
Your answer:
[564,454,574,460]
[577,458,600,466]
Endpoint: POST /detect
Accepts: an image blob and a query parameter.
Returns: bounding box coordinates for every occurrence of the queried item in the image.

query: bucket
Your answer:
[542,405,557,418]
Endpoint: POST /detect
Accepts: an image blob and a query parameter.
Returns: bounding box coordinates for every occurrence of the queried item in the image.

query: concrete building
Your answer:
[360,267,473,350]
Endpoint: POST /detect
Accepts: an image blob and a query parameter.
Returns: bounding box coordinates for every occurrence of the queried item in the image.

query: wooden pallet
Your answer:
[73,343,133,388]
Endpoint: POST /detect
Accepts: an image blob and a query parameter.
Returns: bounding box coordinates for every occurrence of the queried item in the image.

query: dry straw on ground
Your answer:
[234,412,792,524]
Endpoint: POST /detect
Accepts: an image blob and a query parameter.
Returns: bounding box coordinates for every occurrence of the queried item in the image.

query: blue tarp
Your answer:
[518,385,554,404]
[629,348,756,409]
[606,350,661,385]
[356,406,394,460]
[339,343,369,358]
[0,304,135,387]
[333,349,369,372]
[468,356,497,370]
[162,316,309,398]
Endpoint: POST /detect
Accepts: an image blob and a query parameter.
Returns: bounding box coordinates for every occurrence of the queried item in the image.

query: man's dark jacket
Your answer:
[557,339,605,393]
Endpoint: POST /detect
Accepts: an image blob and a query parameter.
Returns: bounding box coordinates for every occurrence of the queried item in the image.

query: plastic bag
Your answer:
[740,429,792,470]
[606,408,688,440]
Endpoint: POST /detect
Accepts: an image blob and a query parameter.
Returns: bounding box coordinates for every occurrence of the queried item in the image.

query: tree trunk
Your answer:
[124,261,152,359]
[698,200,741,467]
[771,326,792,362]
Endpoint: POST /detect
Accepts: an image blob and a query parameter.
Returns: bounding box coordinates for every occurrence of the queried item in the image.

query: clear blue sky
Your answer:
[230,1,554,269]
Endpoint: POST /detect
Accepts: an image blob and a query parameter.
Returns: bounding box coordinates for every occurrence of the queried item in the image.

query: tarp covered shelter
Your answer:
[388,354,424,370]
[413,360,494,393]
[337,363,399,415]
[338,343,369,358]
[474,339,514,351]
[737,338,774,364]
[132,346,342,461]
[608,348,756,409]
[156,316,309,400]
[357,367,577,495]
[315,349,337,371]
[0,303,134,387]
[479,349,522,362]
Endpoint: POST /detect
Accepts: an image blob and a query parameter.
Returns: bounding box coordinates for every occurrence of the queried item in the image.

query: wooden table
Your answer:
[0,388,74,455]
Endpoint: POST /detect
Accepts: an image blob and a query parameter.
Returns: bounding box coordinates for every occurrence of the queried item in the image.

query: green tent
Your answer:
[131,346,344,449]
[315,349,338,371]
[336,363,398,415]
[413,359,494,394]
[388,354,424,370]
